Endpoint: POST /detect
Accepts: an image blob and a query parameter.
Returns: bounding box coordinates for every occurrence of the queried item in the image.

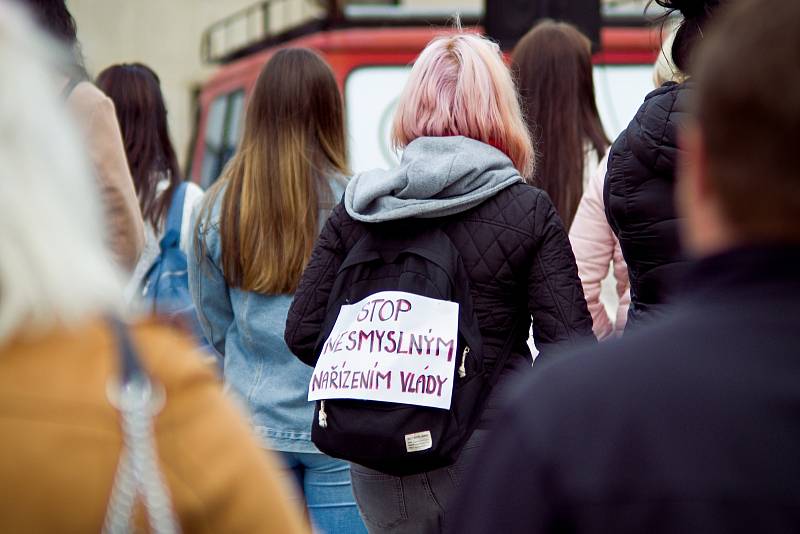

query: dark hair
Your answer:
[653,0,727,74]
[199,48,348,294]
[511,20,609,227]
[96,64,182,230]
[694,0,800,242]
[17,0,87,78]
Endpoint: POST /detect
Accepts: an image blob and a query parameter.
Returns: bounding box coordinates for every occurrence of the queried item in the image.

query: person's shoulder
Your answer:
[196,183,224,229]
[184,180,204,195]
[67,80,105,101]
[460,183,569,251]
[470,183,545,227]
[182,181,205,209]
[620,81,692,172]
[325,200,368,255]
[637,81,693,123]
[503,181,543,201]
[67,80,113,116]
[131,320,216,382]
[640,81,685,105]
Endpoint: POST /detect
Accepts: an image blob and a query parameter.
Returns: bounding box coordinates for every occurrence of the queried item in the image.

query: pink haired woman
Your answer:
[286,32,594,533]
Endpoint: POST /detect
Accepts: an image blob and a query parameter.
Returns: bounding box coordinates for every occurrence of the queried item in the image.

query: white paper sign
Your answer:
[308,291,459,410]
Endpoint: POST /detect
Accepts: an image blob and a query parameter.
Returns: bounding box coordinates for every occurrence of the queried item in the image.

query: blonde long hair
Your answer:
[199,48,347,294]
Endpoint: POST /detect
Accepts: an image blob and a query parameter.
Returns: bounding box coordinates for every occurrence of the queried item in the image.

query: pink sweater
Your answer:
[569,154,630,339]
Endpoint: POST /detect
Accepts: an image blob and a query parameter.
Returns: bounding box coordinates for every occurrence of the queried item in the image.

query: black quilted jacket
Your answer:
[605,82,692,328]
[285,183,594,384]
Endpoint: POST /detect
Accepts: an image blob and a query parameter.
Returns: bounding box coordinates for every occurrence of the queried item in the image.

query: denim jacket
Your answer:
[188,177,345,453]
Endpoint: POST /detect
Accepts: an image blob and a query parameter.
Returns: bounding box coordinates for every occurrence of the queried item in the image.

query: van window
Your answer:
[200,89,245,188]
[344,64,655,174]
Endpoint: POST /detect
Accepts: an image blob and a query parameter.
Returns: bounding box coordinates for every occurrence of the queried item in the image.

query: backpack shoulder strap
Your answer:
[340,225,458,276]
[109,317,145,383]
[104,318,178,534]
[164,182,189,236]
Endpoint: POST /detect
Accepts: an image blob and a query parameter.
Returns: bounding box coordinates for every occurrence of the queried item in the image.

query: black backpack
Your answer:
[310,221,518,476]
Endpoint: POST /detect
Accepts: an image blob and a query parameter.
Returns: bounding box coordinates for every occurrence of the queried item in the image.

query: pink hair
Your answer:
[392,32,534,178]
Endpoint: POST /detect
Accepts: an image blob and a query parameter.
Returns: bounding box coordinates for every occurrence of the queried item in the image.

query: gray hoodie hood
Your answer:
[344,136,522,222]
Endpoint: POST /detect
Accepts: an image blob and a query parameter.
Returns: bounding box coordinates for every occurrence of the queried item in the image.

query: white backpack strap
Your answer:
[103,319,179,534]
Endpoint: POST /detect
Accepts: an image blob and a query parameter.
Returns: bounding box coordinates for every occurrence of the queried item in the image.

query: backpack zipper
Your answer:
[458,346,470,378]
[318,401,328,428]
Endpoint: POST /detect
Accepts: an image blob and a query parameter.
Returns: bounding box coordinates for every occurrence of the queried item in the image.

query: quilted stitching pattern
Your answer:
[606,82,692,325]
[286,183,594,369]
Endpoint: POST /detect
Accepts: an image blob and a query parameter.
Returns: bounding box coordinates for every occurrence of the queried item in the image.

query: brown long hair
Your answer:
[512,20,609,227]
[96,63,181,230]
[199,48,347,294]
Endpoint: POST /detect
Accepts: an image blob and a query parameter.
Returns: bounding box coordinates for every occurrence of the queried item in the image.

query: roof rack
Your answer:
[342,5,481,25]
[201,0,669,64]
[201,0,323,64]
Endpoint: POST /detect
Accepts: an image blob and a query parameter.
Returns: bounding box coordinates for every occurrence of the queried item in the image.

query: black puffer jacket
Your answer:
[285,184,594,387]
[605,82,692,328]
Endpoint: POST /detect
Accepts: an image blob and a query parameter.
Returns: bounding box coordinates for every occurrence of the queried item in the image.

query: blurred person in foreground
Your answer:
[449,0,800,531]
[17,0,145,272]
[604,0,727,329]
[0,3,307,532]
[96,63,204,302]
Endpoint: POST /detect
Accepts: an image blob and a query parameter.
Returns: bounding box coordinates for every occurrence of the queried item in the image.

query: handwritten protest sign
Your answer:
[308,291,459,410]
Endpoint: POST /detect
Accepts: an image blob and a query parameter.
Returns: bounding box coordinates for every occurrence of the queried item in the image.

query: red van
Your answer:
[190,8,662,187]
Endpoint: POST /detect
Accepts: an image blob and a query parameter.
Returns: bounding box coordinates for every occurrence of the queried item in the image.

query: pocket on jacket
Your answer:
[350,463,407,529]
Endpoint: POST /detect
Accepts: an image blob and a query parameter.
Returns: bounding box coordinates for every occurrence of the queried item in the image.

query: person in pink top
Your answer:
[569,154,630,339]
[569,33,686,339]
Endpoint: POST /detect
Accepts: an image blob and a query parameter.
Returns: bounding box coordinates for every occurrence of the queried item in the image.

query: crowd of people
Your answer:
[0,0,798,532]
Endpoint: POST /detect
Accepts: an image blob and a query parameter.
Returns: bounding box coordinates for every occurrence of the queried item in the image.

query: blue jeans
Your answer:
[280,451,367,534]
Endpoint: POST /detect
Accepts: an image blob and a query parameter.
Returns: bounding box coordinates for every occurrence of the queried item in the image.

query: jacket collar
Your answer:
[681,243,800,301]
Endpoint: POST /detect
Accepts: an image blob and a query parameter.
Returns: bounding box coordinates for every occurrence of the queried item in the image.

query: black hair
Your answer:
[17,0,88,79]
[653,0,726,74]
